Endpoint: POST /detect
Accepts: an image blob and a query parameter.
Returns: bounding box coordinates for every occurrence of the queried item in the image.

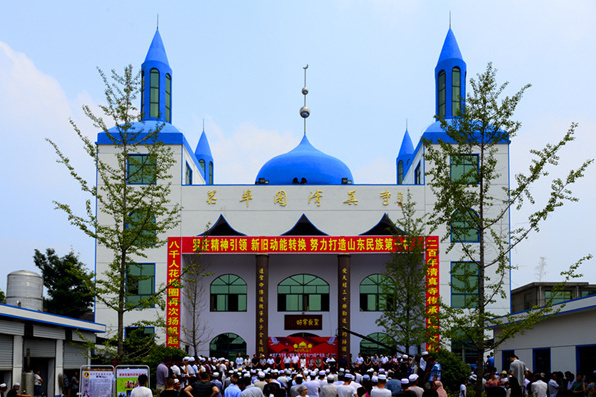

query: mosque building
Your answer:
[94,27,511,361]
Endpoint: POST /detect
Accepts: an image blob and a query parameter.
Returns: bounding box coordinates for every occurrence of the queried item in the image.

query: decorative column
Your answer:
[337,254,351,360]
[256,254,269,357]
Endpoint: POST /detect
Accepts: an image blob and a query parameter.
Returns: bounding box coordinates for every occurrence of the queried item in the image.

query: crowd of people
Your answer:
[481,355,596,397]
[152,351,449,397]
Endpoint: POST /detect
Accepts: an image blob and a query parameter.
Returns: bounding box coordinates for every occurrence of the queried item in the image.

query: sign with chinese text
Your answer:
[256,255,269,356]
[284,315,323,330]
[178,236,409,254]
[80,368,114,397]
[166,238,182,347]
[424,236,440,351]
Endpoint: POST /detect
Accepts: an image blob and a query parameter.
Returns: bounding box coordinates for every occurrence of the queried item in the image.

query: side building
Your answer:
[94,27,511,360]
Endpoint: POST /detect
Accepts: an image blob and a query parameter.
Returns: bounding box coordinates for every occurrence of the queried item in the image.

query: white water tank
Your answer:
[6,270,43,311]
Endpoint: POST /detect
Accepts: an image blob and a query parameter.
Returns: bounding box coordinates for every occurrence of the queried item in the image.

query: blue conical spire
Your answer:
[195,130,214,185]
[397,129,414,158]
[434,28,466,120]
[396,129,414,184]
[144,29,170,66]
[141,29,173,123]
[437,28,463,64]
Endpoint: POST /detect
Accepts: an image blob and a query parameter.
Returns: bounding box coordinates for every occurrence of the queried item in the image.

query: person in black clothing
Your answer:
[161,378,180,397]
[185,372,219,397]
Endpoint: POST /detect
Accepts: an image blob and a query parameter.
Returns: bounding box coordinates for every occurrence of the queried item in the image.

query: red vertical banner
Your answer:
[425,236,440,351]
[166,237,182,347]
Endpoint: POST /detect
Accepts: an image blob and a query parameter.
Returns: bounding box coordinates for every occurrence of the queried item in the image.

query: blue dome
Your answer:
[256,135,353,185]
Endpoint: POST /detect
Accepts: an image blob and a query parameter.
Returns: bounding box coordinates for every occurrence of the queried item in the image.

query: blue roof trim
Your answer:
[97,120,203,172]
[421,120,510,144]
[0,302,106,333]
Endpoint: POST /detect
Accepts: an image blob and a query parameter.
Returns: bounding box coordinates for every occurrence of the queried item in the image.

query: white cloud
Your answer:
[208,120,300,184]
[0,41,96,292]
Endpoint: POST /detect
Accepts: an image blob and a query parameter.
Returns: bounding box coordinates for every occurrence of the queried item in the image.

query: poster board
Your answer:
[79,366,114,397]
[115,366,150,397]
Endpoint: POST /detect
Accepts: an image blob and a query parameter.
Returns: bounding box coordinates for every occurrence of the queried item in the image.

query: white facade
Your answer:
[494,295,596,374]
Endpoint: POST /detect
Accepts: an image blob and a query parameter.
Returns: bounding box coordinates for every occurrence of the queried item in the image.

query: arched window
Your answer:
[209,161,214,184]
[141,71,145,117]
[210,274,247,312]
[199,159,205,173]
[360,274,389,311]
[452,67,461,116]
[451,209,479,243]
[165,74,172,123]
[278,274,329,312]
[438,70,446,119]
[398,160,404,184]
[360,332,395,356]
[150,68,160,118]
[210,333,246,360]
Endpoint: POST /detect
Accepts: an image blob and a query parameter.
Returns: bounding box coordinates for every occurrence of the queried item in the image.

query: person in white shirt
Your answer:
[547,374,560,397]
[370,375,391,397]
[336,375,357,397]
[531,374,548,397]
[130,375,152,397]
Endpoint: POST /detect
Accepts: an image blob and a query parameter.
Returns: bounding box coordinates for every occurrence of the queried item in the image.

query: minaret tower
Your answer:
[435,28,466,120]
[141,29,173,123]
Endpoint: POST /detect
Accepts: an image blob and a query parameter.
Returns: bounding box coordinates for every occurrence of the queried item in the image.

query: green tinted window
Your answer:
[150,68,159,118]
[127,154,156,184]
[451,155,478,184]
[438,70,446,119]
[210,274,247,312]
[126,263,155,306]
[452,67,461,115]
[359,274,389,312]
[278,274,330,312]
[451,262,479,308]
[451,209,479,242]
[165,74,171,122]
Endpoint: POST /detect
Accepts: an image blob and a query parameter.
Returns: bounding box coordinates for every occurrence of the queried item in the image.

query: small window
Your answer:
[209,161,214,184]
[150,68,160,118]
[438,70,446,119]
[451,209,479,242]
[126,210,157,247]
[360,274,389,312]
[452,67,461,116]
[126,263,155,307]
[414,162,422,185]
[210,274,247,312]
[185,163,192,185]
[450,154,478,184]
[278,274,330,312]
[544,290,572,304]
[127,154,156,184]
[165,74,172,123]
[451,261,479,308]
[398,160,404,184]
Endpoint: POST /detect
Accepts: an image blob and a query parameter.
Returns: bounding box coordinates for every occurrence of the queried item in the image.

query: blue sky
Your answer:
[1,1,595,294]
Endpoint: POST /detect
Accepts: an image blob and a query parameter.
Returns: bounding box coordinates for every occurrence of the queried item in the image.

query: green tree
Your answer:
[178,257,212,356]
[48,66,181,362]
[422,63,591,395]
[33,248,94,318]
[376,190,429,353]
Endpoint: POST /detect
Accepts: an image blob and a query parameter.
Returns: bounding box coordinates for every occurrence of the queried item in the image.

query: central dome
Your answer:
[256,135,353,185]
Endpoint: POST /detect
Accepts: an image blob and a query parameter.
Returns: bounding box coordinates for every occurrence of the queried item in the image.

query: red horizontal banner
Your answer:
[268,337,338,356]
[173,236,430,254]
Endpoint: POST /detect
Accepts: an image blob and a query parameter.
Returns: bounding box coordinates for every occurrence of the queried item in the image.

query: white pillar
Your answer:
[12,335,23,386]
[55,340,64,397]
